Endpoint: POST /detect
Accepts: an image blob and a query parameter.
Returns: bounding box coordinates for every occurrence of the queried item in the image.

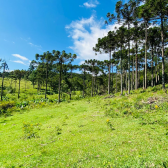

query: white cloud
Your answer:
[83,2,96,8]
[13,60,26,65]
[81,0,99,8]
[66,15,121,63]
[12,54,29,61]
[5,70,13,72]
[79,61,85,65]
[11,54,31,66]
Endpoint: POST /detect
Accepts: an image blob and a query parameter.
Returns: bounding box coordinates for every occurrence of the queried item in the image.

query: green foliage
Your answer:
[106,119,115,130]
[22,122,41,139]
[151,86,160,92]
[2,96,9,101]
[16,101,29,108]
[6,86,16,93]
[0,101,15,116]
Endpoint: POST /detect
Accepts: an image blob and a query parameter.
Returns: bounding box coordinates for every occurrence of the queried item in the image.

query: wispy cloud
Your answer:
[28,42,42,48]
[12,60,26,65]
[66,15,121,63]
[20,37,43,51]
[20,37,31,42]
[11,54,31,66]
[12,54,29,61]
[4,39,15,44]
[81,0,99,8]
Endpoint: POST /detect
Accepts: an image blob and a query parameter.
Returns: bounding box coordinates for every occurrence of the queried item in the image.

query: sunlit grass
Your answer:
[0,83,168,167]
[0,78,168,167]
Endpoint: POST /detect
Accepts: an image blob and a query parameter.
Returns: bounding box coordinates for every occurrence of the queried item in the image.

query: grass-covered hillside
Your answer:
[0,85,168,168]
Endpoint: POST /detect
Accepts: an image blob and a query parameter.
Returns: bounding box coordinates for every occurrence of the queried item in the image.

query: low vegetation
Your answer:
[0,83,168,167]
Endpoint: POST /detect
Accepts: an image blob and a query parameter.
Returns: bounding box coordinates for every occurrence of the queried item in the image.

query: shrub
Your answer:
[134,102,143,110]
[16,101,29,108]
[0,101,15,115]
[22,122,41,139]
[6,86,16,93]
[2,96,9,101]
[151,86,159,92]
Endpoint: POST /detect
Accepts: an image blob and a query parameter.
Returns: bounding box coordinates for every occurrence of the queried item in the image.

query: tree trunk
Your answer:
[116,69,117,93]
[138,63,140,88]
[18,79,20,99]
[45,63,48,99]
[83,69,85,97]
[155,61,158,85]
[143,64,145,89]
[161,17,165,89]
[70,67,72,100]
[94,75,96,96]
[91,69,94,97]
[128,23,130,94]
[95,74,98,95]
[126,71,127,91]
[1,66,5,101]
[132,56,134,90]
[108,50,111,94]
[58,63,62,102]
[112,62,113,93]
[151,45,154,87]
[145,22,148,89]
[120,47,123,95]
[37,80,39,92]
[135,41,138,90]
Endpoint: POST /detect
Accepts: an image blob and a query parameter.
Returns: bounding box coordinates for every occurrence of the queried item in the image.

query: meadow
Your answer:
[0,78,168,167]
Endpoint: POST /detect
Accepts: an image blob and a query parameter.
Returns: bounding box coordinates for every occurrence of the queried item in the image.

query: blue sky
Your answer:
[0,0,120,71]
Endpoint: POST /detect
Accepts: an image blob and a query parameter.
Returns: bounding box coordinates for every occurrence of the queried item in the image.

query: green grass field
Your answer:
[0,78,168,167]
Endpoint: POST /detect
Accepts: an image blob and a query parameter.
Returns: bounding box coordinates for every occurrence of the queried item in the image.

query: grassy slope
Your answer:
[0,87,168,167]
[1,78,82,102]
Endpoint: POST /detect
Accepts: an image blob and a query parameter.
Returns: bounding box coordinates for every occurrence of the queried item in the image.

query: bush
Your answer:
[16,101,29,108]
[2,96,9,101]
[22,122,41,139]
[151,86,159,92]
[0,101,15,115]
[6,86,16,93]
